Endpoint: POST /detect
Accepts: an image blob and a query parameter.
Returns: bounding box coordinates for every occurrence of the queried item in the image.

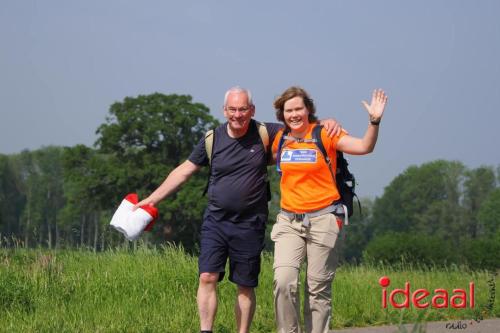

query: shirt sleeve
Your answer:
[323,128,348,155]
[188,136,209,167]
[266,122,284,145]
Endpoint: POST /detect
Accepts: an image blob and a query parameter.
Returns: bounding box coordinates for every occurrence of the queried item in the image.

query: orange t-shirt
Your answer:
[272,123,347,213]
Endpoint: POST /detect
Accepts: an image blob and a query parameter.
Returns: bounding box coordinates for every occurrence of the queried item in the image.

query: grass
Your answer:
[0,245,498,332]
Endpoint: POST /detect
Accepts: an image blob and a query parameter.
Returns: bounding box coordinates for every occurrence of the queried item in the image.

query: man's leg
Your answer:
[197,272,220,332]
[198,216,228,332]
[226,217,266,333]
[235,285,256,333]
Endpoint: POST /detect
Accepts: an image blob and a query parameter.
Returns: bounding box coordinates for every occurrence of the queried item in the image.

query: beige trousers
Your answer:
[271,212,342,333]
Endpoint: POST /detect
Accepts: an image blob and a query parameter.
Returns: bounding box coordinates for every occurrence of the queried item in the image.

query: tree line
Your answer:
[344,160,500,269]
[1,93,499,269]
[0,93,217,251]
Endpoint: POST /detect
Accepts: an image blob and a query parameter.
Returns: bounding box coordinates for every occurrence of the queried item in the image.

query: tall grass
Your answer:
[0,245,497,332]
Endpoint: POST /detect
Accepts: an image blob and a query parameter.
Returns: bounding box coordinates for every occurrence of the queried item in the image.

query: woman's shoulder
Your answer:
[317,124,347,152]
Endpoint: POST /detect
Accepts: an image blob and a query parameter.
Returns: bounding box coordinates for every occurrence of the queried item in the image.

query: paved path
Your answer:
[330,318,499,333]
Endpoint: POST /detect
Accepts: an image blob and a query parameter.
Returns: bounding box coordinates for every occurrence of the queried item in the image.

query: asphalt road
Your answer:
[331,318,499,333]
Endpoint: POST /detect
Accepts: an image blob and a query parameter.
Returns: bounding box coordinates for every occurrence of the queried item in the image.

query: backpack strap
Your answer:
[275,129,288,174]
[204,130,215,166]
[313,125,362,219]
[202,129,215,196]
[255,121,269,154]
[311,125,327,157]
[312,125,335,183]
[254,121,271,201]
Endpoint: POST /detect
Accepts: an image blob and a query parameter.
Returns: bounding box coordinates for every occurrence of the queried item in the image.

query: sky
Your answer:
[1,0,499,198]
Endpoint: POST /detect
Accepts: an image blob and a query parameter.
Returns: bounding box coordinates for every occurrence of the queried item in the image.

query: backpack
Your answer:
[276,124,360,217]
[202,120,271,200]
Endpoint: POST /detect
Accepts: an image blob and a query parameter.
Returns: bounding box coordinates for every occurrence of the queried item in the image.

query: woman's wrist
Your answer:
[369,116,381,125]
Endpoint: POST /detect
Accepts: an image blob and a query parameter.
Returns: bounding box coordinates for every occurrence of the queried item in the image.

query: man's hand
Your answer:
[320,118,342,137]
[133,197,156,211]
[362,89,388,123]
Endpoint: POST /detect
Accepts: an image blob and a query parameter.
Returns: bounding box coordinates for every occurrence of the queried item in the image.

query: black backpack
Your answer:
[276,124,360,217]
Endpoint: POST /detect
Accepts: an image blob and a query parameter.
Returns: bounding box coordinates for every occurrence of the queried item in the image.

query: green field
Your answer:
[0,245,498,332]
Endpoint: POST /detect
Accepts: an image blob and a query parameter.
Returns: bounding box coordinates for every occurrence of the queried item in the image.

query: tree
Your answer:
[0,154,25,240]
[12,150,38,246]
[477,188,500,236]
[29,147,66,248]
[7,148,66,248]
[95,93,219,250]
[96,93,216,166]
[371,160,466,237]
[62,145,115,249]
[342,197,375,263]
[365,161,499,268]
[463,166,496,238]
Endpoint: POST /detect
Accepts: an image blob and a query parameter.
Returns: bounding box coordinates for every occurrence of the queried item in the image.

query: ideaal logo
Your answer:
[378,273,496,330]
[379,276,475,309]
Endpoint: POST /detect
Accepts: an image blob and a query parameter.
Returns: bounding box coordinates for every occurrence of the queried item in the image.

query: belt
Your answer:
[280,203,348,228]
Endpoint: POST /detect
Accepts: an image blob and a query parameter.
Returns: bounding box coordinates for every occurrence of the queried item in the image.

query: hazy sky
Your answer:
[1,0,499,198]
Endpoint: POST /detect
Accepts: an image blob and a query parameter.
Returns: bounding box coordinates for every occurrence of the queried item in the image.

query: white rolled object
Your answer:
[110,193,137,229]
[110,193,158,241]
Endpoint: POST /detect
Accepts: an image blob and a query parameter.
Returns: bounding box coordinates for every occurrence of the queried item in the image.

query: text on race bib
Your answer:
[281,149,317,163]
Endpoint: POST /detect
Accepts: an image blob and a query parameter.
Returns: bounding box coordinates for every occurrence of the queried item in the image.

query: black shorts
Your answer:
[198,214,266,288]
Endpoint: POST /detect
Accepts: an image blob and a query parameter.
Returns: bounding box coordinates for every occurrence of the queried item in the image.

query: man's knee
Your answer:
[199,272,220,285]
[237,285,255,297]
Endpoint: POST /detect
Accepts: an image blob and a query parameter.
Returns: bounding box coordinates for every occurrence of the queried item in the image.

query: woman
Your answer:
[271,86,387,333]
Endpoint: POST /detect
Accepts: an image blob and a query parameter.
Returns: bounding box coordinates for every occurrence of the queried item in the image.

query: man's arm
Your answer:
[135,160,201,208]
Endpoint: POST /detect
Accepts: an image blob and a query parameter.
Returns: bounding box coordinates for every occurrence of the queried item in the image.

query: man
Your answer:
[136,86,340,333]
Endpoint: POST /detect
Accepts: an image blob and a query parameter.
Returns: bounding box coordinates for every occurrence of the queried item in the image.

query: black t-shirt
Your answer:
[189,120,282,223]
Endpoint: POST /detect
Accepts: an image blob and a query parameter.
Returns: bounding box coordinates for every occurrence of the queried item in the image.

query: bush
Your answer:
[461,233,500,270]
[362,232,458,267]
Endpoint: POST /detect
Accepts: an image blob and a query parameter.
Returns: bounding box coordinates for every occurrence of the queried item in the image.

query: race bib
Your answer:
[281,149,317,163]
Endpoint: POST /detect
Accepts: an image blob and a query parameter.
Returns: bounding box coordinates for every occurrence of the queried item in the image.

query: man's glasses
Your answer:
[225,106,252,114]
